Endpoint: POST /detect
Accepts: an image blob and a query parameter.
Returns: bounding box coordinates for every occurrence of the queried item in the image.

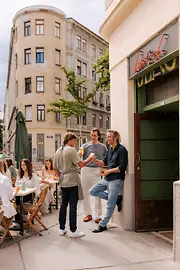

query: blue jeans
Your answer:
[89,178,124,227]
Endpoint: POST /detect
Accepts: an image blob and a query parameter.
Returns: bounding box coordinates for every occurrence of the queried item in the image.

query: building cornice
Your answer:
[13,5,66,24]
[100,0,142,41]
[67,17,109,46]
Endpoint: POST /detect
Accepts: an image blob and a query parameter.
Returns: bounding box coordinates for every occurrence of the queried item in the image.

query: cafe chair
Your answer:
[20,186,49,236]
[0,209,15,246]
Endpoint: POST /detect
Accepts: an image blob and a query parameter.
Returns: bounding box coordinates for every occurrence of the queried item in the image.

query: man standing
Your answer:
[54,132,95,238]
[80,128,107,224]
[89,130,128,233]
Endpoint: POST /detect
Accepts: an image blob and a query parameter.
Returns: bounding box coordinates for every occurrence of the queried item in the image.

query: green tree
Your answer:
[94,49,110,92]
[47,67,96,145]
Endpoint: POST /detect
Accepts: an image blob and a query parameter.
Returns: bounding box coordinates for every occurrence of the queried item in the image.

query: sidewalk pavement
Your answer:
[0,202,179,270]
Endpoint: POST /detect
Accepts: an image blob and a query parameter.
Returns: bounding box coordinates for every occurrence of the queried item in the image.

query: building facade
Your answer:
[100,0,180,236]
[4,5,109,162]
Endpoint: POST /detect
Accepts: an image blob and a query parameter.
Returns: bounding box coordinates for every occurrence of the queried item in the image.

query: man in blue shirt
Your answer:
[90,130,128,233]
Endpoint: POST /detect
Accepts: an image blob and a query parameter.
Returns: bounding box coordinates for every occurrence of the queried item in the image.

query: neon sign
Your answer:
[134,34,168,74]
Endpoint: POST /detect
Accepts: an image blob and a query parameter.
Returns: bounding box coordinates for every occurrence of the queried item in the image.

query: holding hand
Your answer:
[89,153,96,162]
[103,170,110,177]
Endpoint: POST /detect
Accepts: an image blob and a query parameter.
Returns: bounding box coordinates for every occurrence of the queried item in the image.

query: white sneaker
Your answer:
[69,230,85,238]
[59,229,67,236]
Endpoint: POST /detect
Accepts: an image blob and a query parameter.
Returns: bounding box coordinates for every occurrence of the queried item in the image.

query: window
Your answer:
[77,35,81,49]
[82,87,87,98]
[36,48,44,63]
[106,117,110,129]
[55,22,60,37]
[37,105,45,121]
[55,78,61,94]
[55,134,61,151]
[25,78,31,94]
[82,62,87,77]
[28,134,32,162]
[82,38,87,53]
[82,137,87,144]
[25,105,32,121]
[55,49,60,65]
[92,93,97,104]
[99,93,104,106]
[36,76,44,92]
[82,113,86,126]
[92,44,96,58]
[99,115,103,128]
[16,81,18,97]
[77,60,82,75]
[99,48,103,57]
[77,116,80,125]
[16,54,18,69]
[92,114,96,127]
[37,134,44,162]
[36,20,44,35]
[92,69,96,81]
[106,95,110,106]
[24,21,31,36]
[78,88,82,99]
[25,49,31,64]
[56,113,61,122]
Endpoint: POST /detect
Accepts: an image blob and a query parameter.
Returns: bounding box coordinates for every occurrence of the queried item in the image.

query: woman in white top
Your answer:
[15,159,40,222]
[41,158,58,214]
[16,159,40,194]
[0,160,19,219]
[42,158,57,180]
[3,161,11,181]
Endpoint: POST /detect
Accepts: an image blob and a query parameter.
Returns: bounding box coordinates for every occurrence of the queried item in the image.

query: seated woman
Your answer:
[41,158,58,214]
[15,159,41,222]
[0,160,19,219]
[42,158,58,180]
[5,159,17,187]
[2,162,11,181]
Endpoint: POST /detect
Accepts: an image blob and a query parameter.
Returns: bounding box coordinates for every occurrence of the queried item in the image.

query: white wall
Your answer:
[108,0,180,230]
[110,0,180,71]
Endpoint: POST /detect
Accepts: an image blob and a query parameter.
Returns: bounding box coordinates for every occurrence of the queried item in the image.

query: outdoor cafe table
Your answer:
[15,187,36,236]
[43,179,59,212]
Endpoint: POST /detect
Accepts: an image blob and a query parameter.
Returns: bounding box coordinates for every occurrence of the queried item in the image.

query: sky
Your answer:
[0,0,105,118]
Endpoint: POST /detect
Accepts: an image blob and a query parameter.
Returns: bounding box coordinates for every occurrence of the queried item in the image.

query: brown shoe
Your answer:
[83,215,92,222]
[95,218,102,224]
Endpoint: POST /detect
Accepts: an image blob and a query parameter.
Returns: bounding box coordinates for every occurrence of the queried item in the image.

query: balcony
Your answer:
[66,118,88,132]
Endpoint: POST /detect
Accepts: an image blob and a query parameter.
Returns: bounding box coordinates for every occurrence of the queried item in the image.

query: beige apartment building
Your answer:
[101,0,180,254]
[4,5,109,163]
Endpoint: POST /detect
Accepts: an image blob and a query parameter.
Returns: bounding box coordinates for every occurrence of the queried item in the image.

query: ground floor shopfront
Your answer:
[100,0,180,261]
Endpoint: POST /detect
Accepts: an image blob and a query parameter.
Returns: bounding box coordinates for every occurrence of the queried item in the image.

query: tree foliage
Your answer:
[47,67,96,118]
[94,49,110,92]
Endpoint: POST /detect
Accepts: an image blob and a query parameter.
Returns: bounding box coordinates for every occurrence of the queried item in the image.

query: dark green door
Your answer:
[135,113,179,231]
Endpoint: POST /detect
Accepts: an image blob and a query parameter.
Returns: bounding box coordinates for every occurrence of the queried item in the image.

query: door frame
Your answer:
[134,113,178,231]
